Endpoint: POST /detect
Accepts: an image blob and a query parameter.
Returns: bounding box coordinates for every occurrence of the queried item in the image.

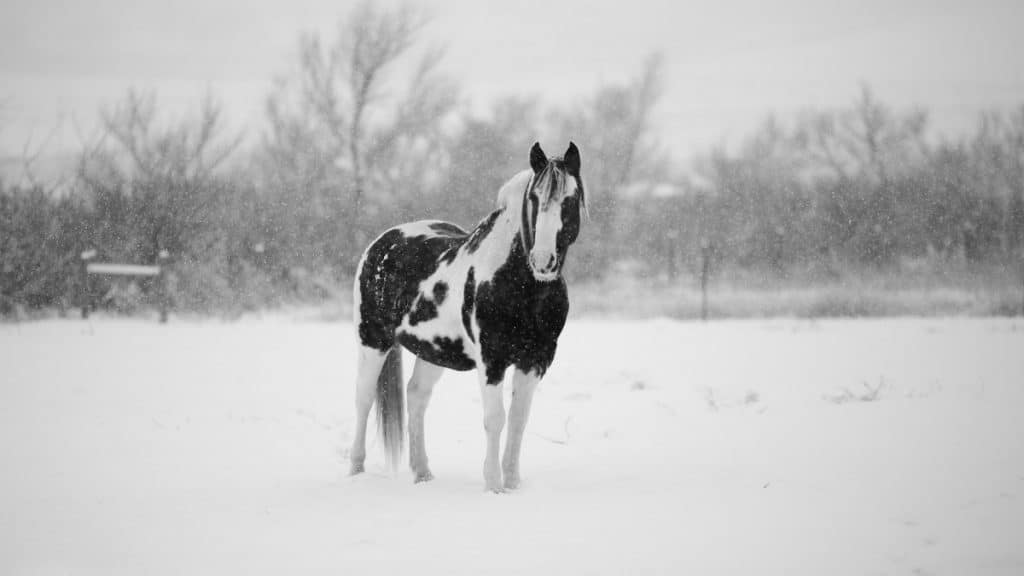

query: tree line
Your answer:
[627,88,1024,288]
[2,3,1023,317]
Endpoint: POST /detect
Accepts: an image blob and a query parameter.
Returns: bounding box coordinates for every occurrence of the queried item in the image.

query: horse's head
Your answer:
[519,141,587,282]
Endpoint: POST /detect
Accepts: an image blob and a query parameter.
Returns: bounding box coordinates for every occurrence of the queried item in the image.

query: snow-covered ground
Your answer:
[2,317,1023,575]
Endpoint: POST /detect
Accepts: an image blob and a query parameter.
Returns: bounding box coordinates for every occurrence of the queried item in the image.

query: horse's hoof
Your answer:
[503,477,521,490]
[413,470,434,483]
[487,486,507,494]
[349,462,365,476]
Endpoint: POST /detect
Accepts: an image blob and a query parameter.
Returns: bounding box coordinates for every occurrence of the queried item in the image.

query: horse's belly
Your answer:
[396,328,476,371]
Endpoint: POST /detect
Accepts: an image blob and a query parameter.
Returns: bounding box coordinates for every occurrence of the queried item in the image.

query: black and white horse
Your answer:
[349,142,586,492]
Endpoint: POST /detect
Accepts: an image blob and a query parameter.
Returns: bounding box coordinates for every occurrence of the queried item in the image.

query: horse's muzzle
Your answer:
[529,250,559,281]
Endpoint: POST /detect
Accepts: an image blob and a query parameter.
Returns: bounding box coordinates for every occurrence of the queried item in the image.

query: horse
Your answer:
[348,141,587,492]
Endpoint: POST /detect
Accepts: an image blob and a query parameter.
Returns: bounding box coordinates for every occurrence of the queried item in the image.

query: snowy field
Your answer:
[2,317,1023,575]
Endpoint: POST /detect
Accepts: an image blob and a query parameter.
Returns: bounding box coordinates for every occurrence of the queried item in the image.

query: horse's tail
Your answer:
[375,346,404,470]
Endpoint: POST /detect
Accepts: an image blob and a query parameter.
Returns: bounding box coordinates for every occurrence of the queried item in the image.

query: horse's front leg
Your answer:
[477,370,506,493]
[502,368,540,490]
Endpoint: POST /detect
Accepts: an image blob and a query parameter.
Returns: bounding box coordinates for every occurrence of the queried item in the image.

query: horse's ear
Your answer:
[530,142,548,173]
[563,141,581,176]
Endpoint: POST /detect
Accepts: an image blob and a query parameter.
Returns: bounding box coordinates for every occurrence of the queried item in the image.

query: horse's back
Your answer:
[355,220,468,352]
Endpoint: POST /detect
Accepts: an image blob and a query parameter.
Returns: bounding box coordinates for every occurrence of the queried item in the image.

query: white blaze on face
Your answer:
[528,166,576,280]
[531,203,561,275]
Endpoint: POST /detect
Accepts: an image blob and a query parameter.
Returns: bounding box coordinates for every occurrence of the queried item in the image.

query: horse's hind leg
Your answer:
[349,345,388,475]
[407,358,444,483]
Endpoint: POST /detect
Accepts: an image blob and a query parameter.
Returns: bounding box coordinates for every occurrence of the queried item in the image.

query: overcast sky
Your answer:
[2,0,1023,164]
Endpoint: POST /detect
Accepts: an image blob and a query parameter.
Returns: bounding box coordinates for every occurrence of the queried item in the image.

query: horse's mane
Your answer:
[496,169,534,214]
[496,164,588,221]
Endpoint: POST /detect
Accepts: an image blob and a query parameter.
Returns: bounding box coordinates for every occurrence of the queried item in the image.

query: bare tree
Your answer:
[74,90,242,266]
[1,104,68,192]
[91,90,241,185]
[973,106,1024,270]
[797,85,928,185]
[555,52,666,197]
[435,96,543,228]
[788,86,934,265]
[19,124,59,189]
[550,52,667,277]
[263,1,457,269]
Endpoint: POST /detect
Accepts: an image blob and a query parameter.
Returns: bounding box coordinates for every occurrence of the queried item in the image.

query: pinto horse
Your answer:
[349,142,586,492]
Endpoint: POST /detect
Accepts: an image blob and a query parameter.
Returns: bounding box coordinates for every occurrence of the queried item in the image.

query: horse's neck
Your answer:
[468,170,546,285]
[471,208,529,279]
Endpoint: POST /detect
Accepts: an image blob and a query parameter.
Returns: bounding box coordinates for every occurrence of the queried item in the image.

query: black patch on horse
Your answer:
[404,278,449,328]
[408,296,438,326]
[357,228,464,351]
[397,332,475,371]
[475,240,569,385]
[555,195,581,268]
[466,209,502,254]
[433,281,448,304]
[429,222,467,237]
[462,267,476,344]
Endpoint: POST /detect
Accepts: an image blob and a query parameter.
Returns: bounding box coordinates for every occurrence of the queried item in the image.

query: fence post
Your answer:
[158,249,170,324]
[80,249,96,319]
[699,237,711,322]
